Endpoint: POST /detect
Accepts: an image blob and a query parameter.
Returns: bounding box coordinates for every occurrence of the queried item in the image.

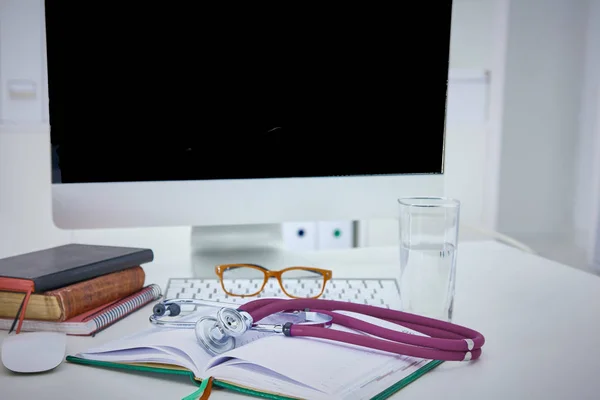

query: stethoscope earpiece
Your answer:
[152,303,166,316]
[152,302,181,317]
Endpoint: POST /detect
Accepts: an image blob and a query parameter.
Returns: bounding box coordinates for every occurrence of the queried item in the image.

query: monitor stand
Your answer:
[190,224,317,278]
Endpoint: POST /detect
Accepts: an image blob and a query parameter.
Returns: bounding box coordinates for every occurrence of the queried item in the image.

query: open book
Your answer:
[67,307,442,399]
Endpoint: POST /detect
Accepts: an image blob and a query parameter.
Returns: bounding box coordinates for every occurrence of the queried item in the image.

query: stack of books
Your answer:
[0,243,162,336]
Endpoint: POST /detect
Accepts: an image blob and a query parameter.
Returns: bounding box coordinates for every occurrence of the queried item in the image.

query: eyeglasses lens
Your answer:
[221,266,265,296]
[279,269,325,298]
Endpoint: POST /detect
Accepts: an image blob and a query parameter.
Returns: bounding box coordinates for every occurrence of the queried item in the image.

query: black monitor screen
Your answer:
[45,2,452,183]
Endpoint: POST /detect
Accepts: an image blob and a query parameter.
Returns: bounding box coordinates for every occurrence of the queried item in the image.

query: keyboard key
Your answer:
[169,280,192,288]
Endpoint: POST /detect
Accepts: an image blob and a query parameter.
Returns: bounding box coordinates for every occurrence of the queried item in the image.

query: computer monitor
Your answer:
[44,2,451,270]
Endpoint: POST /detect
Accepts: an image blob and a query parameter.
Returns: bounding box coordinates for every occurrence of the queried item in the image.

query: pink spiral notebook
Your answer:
[0,284,161,336]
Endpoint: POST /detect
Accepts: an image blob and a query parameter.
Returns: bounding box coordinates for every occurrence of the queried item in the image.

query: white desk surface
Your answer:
[2,240,600,399]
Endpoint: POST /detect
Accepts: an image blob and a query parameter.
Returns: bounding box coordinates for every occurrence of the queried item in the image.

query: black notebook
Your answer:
[0,243,154,292]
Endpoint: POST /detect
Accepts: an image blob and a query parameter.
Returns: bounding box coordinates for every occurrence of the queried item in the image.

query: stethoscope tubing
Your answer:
[316,310,477,352]
[291,324,481,362]
[238,298,485,360]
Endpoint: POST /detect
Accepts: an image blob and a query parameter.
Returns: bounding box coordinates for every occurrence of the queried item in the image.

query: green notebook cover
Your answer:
[66,355,443,399]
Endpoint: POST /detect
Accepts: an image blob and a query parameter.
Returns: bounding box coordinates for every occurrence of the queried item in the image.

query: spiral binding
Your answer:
[92,284,162,329]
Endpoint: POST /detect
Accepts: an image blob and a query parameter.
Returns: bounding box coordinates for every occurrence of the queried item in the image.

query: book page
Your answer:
[207,311,431,399]
[211,361,330,400]
[79,308,221,377]
[79,327,211,376]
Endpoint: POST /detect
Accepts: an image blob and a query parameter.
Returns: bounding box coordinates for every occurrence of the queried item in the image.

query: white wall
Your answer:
[496,0,588,240]
[0,1,64,258]
[448,0,497,70]
[592,95,600,271]
[0,0,46,124]
[574,0,600,263]
[0,126,70,258]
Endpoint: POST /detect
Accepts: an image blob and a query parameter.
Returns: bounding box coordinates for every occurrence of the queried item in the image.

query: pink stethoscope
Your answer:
[150,297,485,362]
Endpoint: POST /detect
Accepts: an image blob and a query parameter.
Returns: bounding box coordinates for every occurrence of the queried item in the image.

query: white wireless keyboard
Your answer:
[164,278,402,311]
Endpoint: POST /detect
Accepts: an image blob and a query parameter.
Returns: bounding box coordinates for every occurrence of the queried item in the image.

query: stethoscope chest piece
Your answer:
[216,308,252,337]
[195,308,253,355]
[195,316,236,355]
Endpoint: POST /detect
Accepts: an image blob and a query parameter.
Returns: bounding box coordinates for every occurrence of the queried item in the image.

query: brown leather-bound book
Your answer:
[0,266,145,321]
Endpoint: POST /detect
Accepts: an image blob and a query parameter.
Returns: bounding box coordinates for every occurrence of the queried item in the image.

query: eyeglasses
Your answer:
[214,263,332,299]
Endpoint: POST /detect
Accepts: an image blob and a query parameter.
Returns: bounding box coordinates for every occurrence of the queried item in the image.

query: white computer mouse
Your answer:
[1,332,67,373]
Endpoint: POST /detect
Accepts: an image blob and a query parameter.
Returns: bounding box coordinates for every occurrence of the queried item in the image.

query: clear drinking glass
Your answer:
[398,197,460,321]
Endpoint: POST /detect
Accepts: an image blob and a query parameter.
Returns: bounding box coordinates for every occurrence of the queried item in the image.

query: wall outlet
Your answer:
[282,222,318,251]
[317,220,354,250]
